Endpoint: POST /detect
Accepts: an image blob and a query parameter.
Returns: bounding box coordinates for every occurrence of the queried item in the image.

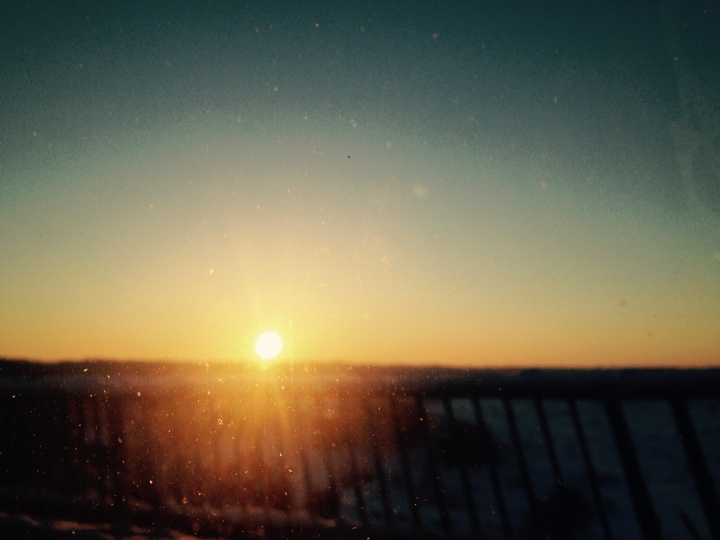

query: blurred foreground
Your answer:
[1,360,719,539]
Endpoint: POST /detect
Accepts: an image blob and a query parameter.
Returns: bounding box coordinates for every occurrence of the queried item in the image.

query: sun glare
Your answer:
[254,331,283,361]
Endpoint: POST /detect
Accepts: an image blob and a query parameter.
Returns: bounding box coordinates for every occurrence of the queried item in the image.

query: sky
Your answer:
[1,0,719,367]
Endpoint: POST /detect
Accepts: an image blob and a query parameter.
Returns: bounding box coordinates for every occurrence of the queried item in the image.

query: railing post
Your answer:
[567,399,615,540]
[365,399,394,526]
[604,398,664,540]
[416,395,452,534]
[442,396,482,534]
[503,398,540,530]
[670,398,720,540]
[390,395,422,529]
[473,397,515,540]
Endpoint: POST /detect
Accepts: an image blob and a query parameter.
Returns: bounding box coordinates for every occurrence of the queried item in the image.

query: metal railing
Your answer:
[1,363,719,539]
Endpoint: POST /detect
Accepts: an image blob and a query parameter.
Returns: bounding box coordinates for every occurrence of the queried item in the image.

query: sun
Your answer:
[254,331,284,361]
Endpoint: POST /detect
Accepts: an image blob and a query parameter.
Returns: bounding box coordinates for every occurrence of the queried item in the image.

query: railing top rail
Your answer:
[2,360,719,400]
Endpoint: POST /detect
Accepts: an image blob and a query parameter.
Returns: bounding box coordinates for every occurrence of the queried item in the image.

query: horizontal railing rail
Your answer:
[1,363,719,539]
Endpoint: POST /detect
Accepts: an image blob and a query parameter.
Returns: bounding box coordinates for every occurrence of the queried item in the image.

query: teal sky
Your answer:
[1,0,719,366]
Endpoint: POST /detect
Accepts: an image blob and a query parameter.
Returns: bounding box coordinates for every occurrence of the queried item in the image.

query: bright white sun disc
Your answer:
[254,331,283,361]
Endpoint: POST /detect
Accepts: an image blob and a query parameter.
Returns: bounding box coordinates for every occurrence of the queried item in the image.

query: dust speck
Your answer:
[412,185,428,199]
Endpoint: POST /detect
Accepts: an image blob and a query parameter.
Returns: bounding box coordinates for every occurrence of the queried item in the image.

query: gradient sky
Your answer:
[1,0,719,367]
